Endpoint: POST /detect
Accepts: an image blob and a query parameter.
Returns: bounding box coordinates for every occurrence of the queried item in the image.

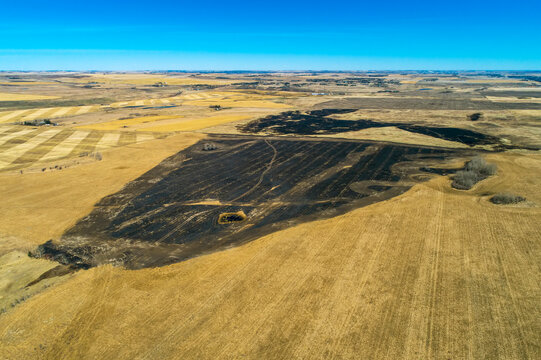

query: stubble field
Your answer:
[0,71,540,359]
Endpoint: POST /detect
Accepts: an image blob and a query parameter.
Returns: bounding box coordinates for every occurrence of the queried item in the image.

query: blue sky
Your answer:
[0,0,539,70]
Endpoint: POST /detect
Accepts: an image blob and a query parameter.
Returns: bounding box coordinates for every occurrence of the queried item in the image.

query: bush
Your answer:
[490,193,526,205]
[464,156,497,176]
[469,113,483,121]
[452,156,496,190]
[452,170,481,190]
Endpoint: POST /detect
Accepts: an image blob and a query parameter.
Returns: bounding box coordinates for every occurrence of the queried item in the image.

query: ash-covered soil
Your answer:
[239,109,501,146]
[39,137,469,269]
[313,97,541,110]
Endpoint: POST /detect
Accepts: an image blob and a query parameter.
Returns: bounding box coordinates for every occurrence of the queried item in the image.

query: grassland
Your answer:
[77,115,183,131]
[0,71,540,359]
[0,132,204,246]
[0,151,539,359]
[64,74,241,86]
[140,114,254,132]
[0,93,59,101]
[0,125,163,171]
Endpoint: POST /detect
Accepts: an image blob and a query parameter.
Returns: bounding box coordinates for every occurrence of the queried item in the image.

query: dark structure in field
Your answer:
[47,137,466,269]
[240,109,500,146]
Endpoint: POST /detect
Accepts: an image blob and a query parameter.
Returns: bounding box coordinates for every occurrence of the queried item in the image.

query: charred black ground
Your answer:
[239,109,501,146]
[40,136,468,269]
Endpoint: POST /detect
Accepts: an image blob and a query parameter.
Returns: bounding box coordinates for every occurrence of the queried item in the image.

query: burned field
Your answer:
[239,109,501,146]
[313,97,541,110]
[42,136,467,269]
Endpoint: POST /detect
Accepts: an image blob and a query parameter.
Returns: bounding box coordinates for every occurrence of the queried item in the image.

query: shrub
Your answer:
[452,170,480,190]
[469,113,483,121]
[452,156,497,190]
[464,156,497,176]
[490,193,526,205]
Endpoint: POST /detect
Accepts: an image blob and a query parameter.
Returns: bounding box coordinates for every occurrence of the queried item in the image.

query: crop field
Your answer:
[0,105,102,123]
[0,71,540,359]
[0,92,59,101]
[63,74,242,86]
[77,115,184,131]
[0,125,158,171]
[139,114,255,132]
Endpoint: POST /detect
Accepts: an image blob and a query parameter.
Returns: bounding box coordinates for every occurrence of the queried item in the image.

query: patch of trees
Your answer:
[451,156,497,190]
[490,193,526,204]
[19,119,57,126]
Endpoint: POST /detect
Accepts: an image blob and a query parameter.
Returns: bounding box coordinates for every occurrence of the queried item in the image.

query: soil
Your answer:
[239,109,501,146]
[313,97,541,110]
[40,136,468,269]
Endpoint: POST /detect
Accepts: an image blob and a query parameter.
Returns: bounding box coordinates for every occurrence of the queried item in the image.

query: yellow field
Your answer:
[0,125,160,171]
[0,105,101,123]
[183,99,290,108]
[486,96,541,103]
[0,132,205,245]
[0,82,57,86]
[0,151,539,359]
[141,114,254,132]
[78,115,183,131]
[0,92,59,101]
[181,91,292,109]
[67,74,240,86]
[0,91,291,125]
[0,251,63,313]
[318,126,469,148]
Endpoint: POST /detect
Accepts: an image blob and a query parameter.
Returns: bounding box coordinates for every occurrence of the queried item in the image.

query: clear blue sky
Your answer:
[1,0,539,70]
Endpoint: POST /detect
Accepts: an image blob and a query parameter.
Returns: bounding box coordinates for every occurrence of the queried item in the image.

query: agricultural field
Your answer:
[0,71,540,359]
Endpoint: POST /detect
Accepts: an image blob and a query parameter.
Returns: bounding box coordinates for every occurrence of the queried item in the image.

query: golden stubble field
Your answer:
[0,132,205,249]
[0,151,539,359]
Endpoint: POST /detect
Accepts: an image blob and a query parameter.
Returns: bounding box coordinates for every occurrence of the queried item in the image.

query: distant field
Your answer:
[141,114,254,132]
[0,82,56,86]
[65,74,241,86]
[182,91,292,108]
[0,105,101,123]
[78,115,183,131]
[0,125,159,171]
[0,92,59,101]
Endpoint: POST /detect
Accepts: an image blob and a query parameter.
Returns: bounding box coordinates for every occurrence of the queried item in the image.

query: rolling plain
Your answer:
[0,71,540,359]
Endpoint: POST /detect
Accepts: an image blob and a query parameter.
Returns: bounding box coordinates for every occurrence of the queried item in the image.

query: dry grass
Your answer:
[0,152,539,359]
[0,132,204,245]
[141,114,254,132]
[0,251,65,313]
[0,82,56,86]
[77,115,183,131]
[317,126,469,148]
[182,91,293,109]
[0,93,59,101]
[183,99,290,108]
[0,106,101,124]
[66,74,240,86]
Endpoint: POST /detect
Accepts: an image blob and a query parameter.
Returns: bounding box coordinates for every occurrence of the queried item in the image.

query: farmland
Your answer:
[0,71,540,359]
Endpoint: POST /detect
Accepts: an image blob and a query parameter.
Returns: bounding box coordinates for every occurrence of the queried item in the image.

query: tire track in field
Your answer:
[484,211,532,359]
[157,140,278,243]
[10,129,76,165]
[43,269,116,360]
[293,211,395,359]
[139,224,317,359]
[424,180,445,359]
